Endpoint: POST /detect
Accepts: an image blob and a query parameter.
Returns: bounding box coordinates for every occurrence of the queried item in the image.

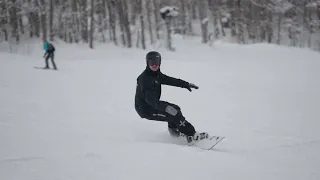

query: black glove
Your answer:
[186,83,199,92]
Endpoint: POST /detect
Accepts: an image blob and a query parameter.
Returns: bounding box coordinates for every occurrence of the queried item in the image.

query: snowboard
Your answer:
[187,135,225,150]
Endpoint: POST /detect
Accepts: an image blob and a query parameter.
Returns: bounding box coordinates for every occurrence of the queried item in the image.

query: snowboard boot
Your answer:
[168,127,181,137]
[186,132,209,143]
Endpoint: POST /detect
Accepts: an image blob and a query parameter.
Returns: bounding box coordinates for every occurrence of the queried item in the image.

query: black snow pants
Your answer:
[136,101,196,137]
[45,52,57,69]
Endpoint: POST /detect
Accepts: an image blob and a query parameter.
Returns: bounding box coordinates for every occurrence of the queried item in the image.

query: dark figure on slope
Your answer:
[43,40,57,70]
[134,51,208,143]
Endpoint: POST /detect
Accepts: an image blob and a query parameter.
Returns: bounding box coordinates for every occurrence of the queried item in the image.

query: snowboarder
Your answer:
[134,51,208,143]
[43,40,57,70]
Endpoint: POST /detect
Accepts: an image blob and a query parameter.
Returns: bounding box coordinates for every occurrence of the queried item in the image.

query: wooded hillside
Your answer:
[1,0,319,51]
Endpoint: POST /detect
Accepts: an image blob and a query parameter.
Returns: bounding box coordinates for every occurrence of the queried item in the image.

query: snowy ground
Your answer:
[1,37,320,180]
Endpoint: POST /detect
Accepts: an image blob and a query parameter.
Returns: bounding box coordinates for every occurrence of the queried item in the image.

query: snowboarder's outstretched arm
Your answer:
[160,73,199,91]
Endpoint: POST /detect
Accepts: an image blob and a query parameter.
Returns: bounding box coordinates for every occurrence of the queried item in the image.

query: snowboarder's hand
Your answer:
[165,105,178,116]
[186,83,199,92]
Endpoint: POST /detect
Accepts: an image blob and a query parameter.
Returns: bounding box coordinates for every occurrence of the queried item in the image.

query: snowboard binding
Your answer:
[168,128,210,143]
[186,132,209,143]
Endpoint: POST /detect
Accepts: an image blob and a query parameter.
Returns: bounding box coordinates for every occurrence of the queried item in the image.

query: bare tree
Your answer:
[9,0,20,43]
[81,0,88,43]
[97,0,106,43]
[49,0,54,41]
[0,0,319,52]
[71,0,79,43]
[234,0,245,44]
[152,0,160,39]
[1,0,9,41]
[207,0,220,44]
[116,0,132,48]
[137,0,146,49]
[123,0,132,48]
[179,0,187,35]
[198,0,208,43]
[89,0,94,48]
[145,0,154,44]
[185,0,194,35]
[117,0,127,46]
[107,0,117,45]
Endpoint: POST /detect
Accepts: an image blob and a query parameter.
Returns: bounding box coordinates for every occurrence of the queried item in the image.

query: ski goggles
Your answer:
[147,58,161,66]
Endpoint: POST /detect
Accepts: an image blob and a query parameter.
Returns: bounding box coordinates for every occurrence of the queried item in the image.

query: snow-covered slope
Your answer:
[1,38,320,180]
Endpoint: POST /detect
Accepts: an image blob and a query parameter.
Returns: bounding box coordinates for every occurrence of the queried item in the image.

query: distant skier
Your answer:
[134,51,208,143]
[43,40,57,70]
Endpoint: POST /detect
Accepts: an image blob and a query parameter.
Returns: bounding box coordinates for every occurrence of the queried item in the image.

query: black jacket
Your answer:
[135,67,189,117]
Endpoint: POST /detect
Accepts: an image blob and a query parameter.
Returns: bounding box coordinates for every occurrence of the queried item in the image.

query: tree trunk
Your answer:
[137,0,146,49]
[48,0,54,41]
[81,0,88,43]
[130,0,137,25]
[89,0,94,48]
[97,0,105,43]
[198,0,208,43]
[235,0,245,44]
[1,0,8,41]
[191,0,197,19]
[165,18,174,51]
[152,0,160,39]
[146,0,154,44]
[229,0,237,38]
[117,0,127,46]
[19,16,24,35]
[276,13,282,45]
[71,0,79,43]
[9,0,20,43]
[101,0,107,42]
[218,9,225,36]
[107,0,117,45]
[207,0,220,42]
[57,0,65,40]
[186,0,194,35]
[122,0,132,48]
[266,9,273,43]
[179,0,187,35]
[36,0,47,43]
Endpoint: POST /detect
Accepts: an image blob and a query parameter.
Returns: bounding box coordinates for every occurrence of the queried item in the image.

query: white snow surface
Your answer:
[1,37,320,180]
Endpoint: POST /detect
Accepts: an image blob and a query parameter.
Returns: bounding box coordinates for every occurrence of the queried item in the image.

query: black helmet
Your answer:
[146,51,161,66]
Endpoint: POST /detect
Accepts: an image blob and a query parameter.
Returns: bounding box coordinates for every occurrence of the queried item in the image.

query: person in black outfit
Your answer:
[134,51,208,143]
[43,40,57,70]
